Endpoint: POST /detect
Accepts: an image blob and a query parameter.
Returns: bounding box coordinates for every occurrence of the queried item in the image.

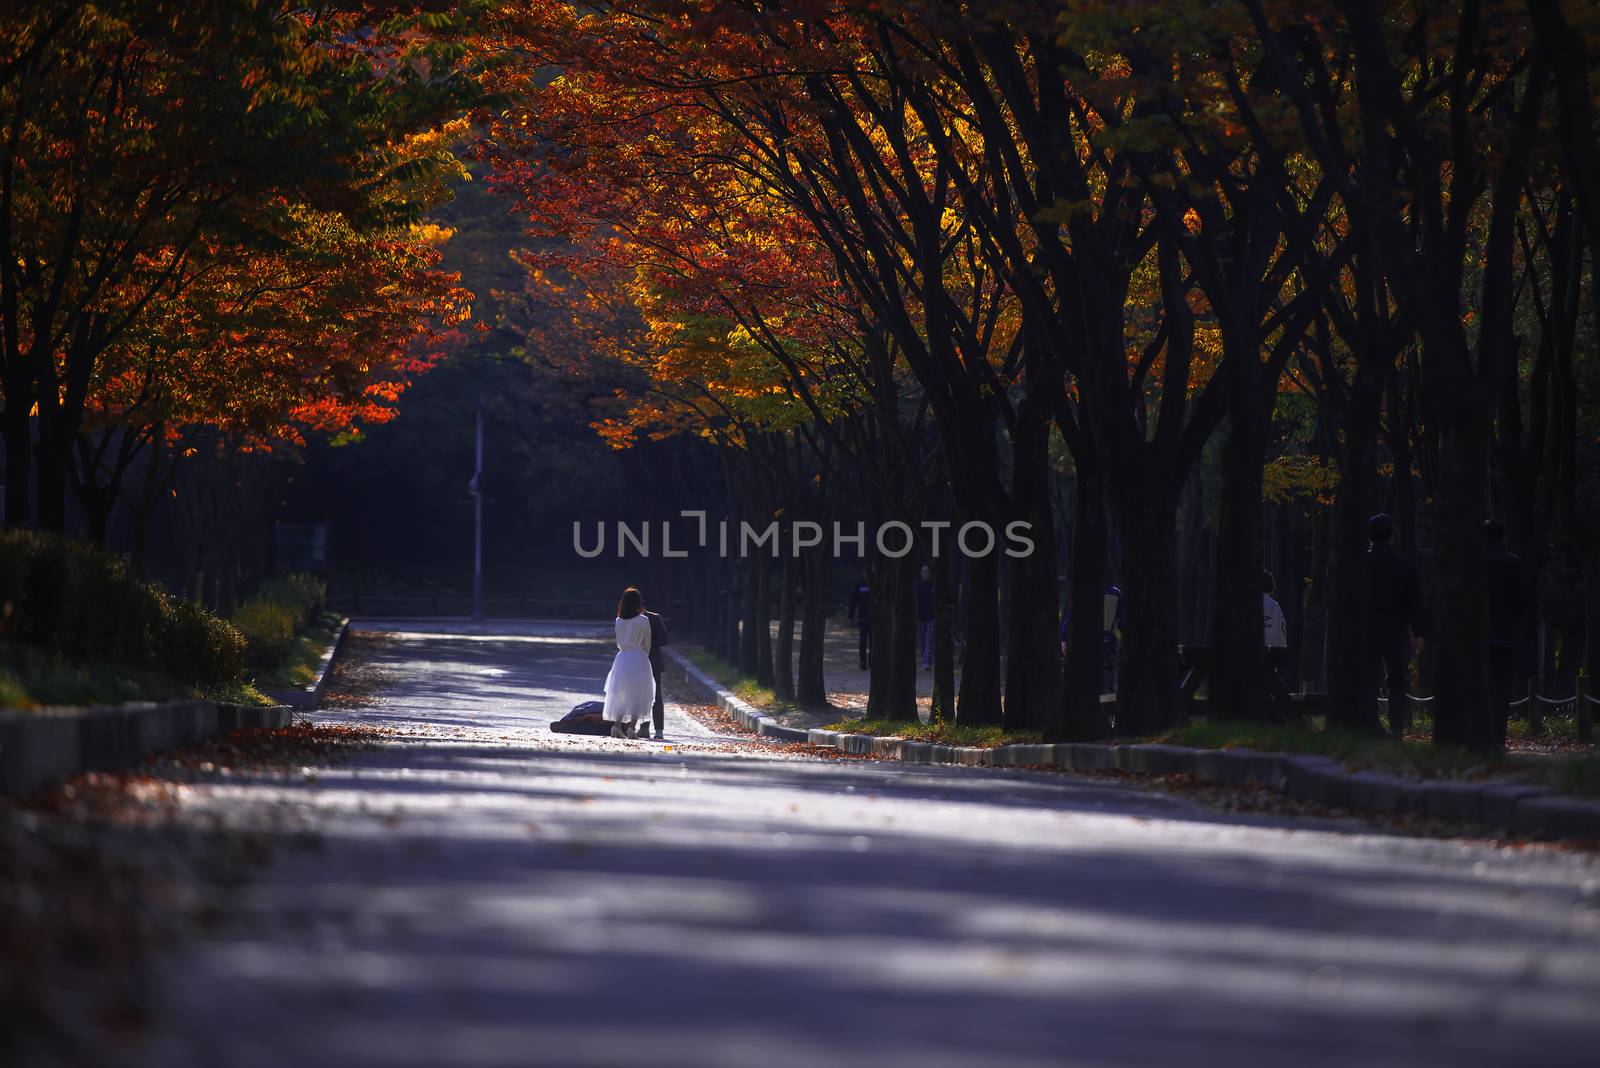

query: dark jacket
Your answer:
[916,579,934,622]
[644,610,669,675]
[1368,543,1426,637]
[1486,549,1522,647]
[847,584,871,626]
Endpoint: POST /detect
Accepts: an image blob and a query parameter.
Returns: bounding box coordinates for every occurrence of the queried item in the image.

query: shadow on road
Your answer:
[116,623,1600,1068]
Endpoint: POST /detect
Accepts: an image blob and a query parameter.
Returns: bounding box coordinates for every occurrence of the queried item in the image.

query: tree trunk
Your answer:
[774,552,796,701]
[128,433,169,576]
[885,552,919,720]
[1178,466,1209,644]
[1585,542,1600,699]
[797,547,828,707]
[931,549,956,722]
[1430,426,1495,752]
[1109,480,1182,736]
[1003,408,1061,731]
[956,548,1003,725]
[866,560,891,716]
[1207,411,1270,724]
[699,549,718,645]
[33,426,68,533]
[81,490,113,546]
[733,561,753,674]
[1051,461,1110,741]
[2,402,29,527]
[754,558,774,687]
[1325,380,1383,732]
[1300,500,1330,693]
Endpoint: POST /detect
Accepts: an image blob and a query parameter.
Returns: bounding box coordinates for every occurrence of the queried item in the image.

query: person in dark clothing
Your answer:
[1484,520,1523,750]
[846,579,871,670]
[639,591,670,739]
[1101,585,1123,695]
[916,564,935,670]
[1367,513,1427,737]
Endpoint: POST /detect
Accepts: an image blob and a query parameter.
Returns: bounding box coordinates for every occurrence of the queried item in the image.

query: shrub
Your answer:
[230,599,300,672]
[253,572,326,629]
[0,528,244,692]
[160,595,247,688]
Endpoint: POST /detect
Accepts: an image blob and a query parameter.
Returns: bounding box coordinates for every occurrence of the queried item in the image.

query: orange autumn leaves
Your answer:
[2,1,480,469]
[478,1,1259,451]
[479,2,993,447]
[88,201,471,450]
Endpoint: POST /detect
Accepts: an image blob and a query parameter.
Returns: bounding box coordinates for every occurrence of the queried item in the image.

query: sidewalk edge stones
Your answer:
[263,617,352,711]
[0,700,293,799]
[666,647,1600,842]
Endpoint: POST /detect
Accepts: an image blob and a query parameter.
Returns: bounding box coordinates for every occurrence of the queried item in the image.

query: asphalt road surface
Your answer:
[124,620,1600,1068]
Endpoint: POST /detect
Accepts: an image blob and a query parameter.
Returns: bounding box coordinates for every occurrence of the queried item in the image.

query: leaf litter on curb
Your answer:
[683,693,1596,854]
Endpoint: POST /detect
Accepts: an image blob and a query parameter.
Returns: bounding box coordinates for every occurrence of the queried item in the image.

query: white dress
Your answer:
[603,614,655,722]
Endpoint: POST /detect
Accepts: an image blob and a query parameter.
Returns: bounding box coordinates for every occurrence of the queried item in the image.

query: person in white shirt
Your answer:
[1263,570,1289,649]
[1263,570,1292,708]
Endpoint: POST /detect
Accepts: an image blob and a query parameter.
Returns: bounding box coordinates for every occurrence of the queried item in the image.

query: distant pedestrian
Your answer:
[639,590,669,740]
[916,564,934,670]
[1263,570,1291,707]
[1484,520,1523,750]
[1059,584,1121,692]
[846,578,871,671]
[1101,585,1122,694]
[1263,570,1288,649]
[1367,514,1427,737]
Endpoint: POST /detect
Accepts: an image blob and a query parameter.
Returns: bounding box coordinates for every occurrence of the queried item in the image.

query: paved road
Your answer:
[127,621,1600,1067]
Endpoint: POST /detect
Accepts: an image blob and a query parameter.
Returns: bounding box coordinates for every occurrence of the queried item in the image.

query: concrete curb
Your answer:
[262,617,351,711]
[667,648,1600,842]
[0,699,293,798]
[666,650,809,741]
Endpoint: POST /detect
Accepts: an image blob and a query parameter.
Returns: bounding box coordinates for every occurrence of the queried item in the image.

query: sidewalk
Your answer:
[777,617,961,720]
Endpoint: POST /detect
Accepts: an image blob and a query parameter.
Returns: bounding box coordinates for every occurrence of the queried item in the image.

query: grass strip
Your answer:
[251,611,343,690]
[822,717,1041,749]
[1161,719,1600,798]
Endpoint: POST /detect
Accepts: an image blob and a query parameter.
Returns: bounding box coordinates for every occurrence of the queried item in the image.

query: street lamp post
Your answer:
[470,406,484,622]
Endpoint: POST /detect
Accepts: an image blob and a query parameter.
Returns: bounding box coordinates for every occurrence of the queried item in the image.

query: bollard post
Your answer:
[1528,678,1543,737]
[1578,677,1593,745]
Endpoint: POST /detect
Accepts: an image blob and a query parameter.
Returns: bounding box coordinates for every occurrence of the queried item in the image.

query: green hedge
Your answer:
[231,572,327,672]
[0,529,245,690]
[253,572,326,629]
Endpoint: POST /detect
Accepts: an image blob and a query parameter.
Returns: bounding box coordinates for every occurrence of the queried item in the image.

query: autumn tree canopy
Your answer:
[468,0,1600,754]
[5,0,1597,755]
[0,0,480,539]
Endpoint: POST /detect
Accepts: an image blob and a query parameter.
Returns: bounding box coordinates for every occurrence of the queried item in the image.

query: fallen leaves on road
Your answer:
[1,720,392,1066]
[676,700,816,757]
[319,632,398,709]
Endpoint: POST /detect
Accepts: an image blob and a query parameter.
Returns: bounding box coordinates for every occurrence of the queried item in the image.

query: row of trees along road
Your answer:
[479,0,1600,754]
[0,1,479,590]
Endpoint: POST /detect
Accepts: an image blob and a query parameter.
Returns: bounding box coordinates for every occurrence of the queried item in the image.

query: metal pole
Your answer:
[472,407,484,622]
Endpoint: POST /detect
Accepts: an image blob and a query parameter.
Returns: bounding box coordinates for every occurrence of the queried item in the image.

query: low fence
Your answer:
[1379,677,1596,743]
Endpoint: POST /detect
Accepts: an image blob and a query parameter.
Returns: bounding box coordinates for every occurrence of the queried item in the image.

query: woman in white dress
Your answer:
[604,587,656,738]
